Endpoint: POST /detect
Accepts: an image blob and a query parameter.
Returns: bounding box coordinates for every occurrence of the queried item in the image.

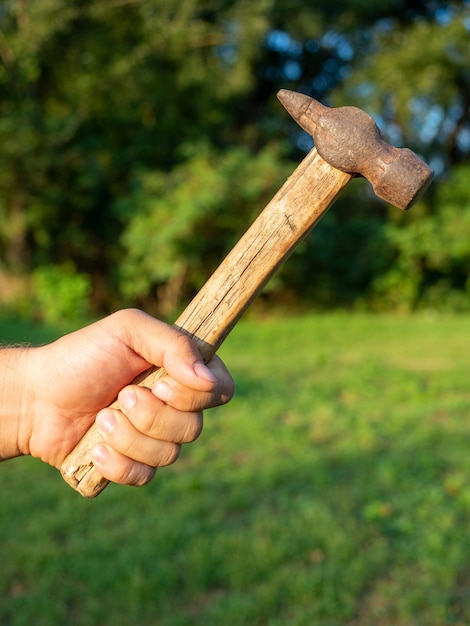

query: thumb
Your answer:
[161,334,218,391]
[109,309,217,391]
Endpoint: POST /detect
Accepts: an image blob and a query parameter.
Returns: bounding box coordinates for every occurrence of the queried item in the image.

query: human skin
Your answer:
[0,309,234,487]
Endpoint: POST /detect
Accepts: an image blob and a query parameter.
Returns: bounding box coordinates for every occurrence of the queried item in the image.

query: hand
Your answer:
[6,309,233,486]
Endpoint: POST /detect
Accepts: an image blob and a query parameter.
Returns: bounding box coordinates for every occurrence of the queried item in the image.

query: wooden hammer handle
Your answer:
[60,148,352,496]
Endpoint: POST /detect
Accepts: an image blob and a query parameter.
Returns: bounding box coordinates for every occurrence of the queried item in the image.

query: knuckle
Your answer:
[163,387,198,413]
[187,394,203,413]
[221,375,235,404]
[173,330,196,354]
[94,443,157,487]
[115,464,136,485]
[116,461,156,487]
[158,442,181,467]
[135,410,159,436]
[181,413,203,443]
[128,387,164,434]
[109,308,136,327]
[131,466,157,487]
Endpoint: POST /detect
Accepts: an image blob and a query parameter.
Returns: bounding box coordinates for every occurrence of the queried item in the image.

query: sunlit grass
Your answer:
[1,313,470,625]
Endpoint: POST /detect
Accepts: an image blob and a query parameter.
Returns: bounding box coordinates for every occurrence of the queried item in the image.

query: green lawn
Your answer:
[1,313,470,625]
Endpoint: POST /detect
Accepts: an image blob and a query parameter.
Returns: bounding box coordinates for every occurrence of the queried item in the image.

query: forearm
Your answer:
[0,347,32,461]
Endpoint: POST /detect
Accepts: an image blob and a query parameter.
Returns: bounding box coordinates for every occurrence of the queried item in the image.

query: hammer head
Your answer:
[278,89,434,210]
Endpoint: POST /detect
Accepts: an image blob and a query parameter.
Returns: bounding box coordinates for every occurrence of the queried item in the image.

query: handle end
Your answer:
[60,422,110,497]
[61,459,110,498]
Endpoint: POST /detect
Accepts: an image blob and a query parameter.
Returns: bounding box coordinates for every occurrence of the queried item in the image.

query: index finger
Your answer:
[153,355,235,412]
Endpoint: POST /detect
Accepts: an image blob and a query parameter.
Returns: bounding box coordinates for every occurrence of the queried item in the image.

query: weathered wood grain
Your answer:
[60,148,352,497]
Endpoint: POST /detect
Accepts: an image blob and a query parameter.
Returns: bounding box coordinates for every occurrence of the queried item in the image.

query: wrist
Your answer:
[0,346,35,461]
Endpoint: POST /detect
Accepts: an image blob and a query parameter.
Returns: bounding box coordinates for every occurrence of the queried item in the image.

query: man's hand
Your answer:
[3,309,233,486]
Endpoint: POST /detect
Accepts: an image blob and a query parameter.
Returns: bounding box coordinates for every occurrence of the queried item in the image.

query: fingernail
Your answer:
[193,361,217,383]
[92,444,109,464]
[97,410,115,435]
[154,382,172,402]
[119,388,137,411]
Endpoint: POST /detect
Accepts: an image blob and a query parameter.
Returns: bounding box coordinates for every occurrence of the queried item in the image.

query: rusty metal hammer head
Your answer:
[277,89,433,210]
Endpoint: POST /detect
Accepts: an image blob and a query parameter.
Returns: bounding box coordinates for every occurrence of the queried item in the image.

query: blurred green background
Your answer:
[2,313,470,625]
[1,1,470,624]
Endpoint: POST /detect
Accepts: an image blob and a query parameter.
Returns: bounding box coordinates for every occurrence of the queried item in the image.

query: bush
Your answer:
[369,165,470,312]
[32,264,92,326]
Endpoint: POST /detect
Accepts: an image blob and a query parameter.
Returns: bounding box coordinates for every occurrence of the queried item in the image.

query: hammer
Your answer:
[61,89,433,497]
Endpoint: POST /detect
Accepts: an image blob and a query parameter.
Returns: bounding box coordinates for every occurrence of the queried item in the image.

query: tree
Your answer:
[244,0,470,311]
[334,1,470,310]
[0,0,469,319]
[117,143,290,315]
[0,0,283,316]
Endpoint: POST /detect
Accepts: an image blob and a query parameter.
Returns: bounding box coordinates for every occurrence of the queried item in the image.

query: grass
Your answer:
[1,312,470,625]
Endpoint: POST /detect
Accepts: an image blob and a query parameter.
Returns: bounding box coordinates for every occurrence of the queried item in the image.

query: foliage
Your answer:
[335,2,470,169]
[116,143,291,314]
[370,164,470,312]
[2,313,470,624]
[0,1,470,320]
[32,263,92,326]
